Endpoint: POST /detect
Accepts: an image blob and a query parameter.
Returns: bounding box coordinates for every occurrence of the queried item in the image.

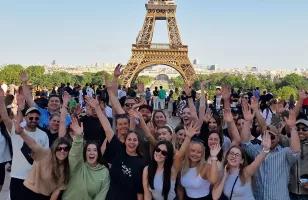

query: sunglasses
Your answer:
[297,127,308,132]
[29,117,39,121]
[229,152,241,158]
[56,146,70,152]
[125,103,134,107]
[154,147,168,156]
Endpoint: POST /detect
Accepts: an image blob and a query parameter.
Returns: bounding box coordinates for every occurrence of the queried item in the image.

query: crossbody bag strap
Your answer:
[229,175,239,200]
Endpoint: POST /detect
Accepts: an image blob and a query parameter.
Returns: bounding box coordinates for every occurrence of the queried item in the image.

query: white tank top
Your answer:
[150,171,176,200]
[181,167,211,198]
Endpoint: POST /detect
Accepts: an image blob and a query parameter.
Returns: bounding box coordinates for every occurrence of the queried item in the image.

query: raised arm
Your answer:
[105,64,125,115]
[173,123,198,173]
[223,108,241,146]
[244,131,271,178]
[20,71,35,107]
[241,102,254,143]
[250,97,267,132]
[59,92,70,138]
[14,121,48,160]
[184,84,198,121]
[197,81,207,129]
[86,96,115,142]
[69,117,84,172]
[129,110,157,146]
[201,144,220,184]
[284,109,301,153]
[0,87,12,131]
[212,166,229,200]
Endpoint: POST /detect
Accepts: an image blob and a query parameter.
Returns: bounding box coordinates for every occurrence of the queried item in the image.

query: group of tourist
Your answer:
[0,64,308,200]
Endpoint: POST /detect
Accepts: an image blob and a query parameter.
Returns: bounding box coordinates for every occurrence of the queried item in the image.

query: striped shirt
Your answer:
[242,142,299,200]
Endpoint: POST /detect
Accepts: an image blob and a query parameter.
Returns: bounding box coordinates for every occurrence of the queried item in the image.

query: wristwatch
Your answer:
[262,148,270,154]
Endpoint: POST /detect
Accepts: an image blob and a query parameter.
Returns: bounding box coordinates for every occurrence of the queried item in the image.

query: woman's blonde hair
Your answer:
[181,139,206,176]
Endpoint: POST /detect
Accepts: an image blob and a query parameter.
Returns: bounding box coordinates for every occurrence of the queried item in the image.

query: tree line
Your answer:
[0,64,307,100]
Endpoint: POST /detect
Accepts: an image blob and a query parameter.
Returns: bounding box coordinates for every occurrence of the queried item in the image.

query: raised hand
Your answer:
[14,120,24,135]
[70,117,83,136]
[16,94,26,110]
[184,84,192,96]
[113,64,123,78]
[184,122,199,138]
[221,85,231,100]
[223,108,233,123]
[62,91,71,107]
[128,109,141,120]
[203,108,213,123]
[210,144,221,157]
[284,109,296,128]
[250,96,259,111]
[242,102,254,121]
[262,131,271,151]
[85,96,99,108]
[20,71,29,82]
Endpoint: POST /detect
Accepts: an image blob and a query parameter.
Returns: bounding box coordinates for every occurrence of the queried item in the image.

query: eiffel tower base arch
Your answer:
[121,47,196,87]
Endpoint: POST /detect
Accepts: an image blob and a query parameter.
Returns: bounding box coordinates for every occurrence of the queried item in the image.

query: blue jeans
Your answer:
[290,193,308,200]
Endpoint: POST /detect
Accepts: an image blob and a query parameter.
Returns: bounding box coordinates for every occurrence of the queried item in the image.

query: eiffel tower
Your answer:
[121,0,196,86]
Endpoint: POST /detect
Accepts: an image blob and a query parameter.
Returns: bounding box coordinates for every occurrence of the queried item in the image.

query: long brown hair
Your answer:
[224,145,248,184]
[50,137,71,185]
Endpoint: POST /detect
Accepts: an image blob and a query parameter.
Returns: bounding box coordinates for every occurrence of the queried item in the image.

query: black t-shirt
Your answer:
[80,115,106,146]
[107,135,146,200]
[153,90,159,96]
[43,129,58,147]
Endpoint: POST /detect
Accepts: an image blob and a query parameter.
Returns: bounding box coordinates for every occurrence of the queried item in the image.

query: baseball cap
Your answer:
[25,107,41,116]
[296,119,308,127]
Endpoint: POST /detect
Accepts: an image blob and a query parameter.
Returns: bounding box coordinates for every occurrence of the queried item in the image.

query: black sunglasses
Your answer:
[297,127,308,132]
[56,146,70,152]
[125,103,134,107]
[154,147,168,156]
[29,117,39,121]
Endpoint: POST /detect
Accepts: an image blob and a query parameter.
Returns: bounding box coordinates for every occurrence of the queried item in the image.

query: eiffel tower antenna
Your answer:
[121,0,196,86]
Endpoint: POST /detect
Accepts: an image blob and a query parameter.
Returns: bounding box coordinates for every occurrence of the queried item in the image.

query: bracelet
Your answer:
[211,156,218,161]
[262,148,270,154]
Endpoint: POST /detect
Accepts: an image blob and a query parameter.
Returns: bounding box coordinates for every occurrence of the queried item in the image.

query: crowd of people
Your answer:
[0,64,308,200]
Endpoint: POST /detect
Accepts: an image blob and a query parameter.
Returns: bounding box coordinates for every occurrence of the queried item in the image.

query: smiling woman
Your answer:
[61,117,110,200]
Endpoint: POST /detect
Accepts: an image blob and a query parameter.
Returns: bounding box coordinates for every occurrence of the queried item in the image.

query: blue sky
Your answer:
[0,0,307,69]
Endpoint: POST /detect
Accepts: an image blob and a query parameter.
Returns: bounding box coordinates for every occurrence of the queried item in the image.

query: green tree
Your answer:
[279,73,305,89]
[26,65,45,86]
[171,76,184,88]
[136,75,154,86]
[276,86,298,100]
[0,64,24,84]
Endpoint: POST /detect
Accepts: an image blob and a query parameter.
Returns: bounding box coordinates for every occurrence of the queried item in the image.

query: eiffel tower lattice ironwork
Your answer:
[120,0,196,86]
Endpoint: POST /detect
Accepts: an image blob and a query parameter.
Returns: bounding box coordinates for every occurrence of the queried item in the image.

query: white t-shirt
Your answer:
[117,89,126,99]
[10,124,49,180]
[105,105,113,118]
[86,87,94,98]
[0,130,11,163]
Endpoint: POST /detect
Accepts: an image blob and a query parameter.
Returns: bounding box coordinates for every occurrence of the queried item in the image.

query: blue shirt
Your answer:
[242,142,299,200]
[36,105,71,129]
